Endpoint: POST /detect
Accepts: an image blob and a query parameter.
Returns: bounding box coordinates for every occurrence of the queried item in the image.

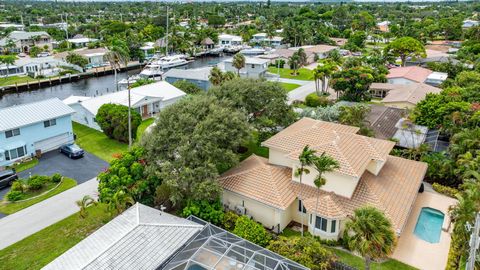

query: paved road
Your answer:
[0,178,98,250]
[0,151,107,201]
[287,81,316,104]
[267,77,311,86]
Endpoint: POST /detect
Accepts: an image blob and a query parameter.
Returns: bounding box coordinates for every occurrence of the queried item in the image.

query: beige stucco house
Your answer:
[219,118,427,240]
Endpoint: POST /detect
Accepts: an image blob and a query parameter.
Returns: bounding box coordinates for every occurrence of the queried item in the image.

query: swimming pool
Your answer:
[414,207,445,243]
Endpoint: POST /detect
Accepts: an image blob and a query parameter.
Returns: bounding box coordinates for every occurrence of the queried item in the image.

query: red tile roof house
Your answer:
[219,118,427,241]
[386,66,448,86]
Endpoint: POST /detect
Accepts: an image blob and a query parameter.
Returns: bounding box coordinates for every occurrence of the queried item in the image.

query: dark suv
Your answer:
[0,169,18,189]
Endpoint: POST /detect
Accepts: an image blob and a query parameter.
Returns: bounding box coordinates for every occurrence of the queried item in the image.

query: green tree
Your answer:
[107,189,135,214]
[268,236,335,270]
[209,66,225,86]
[339,105,374,136]
[313,59,338,95]
[295,145,316,236]
[312,153,339,228]
[383,37,426,67]
[343,206,397,270]
[142,95,251,206]
[96,103,142,143]
[288,53,301,76]
[104,46,130,91]
[76,195,97,219]
[233,216,272,247]
[330,67,374,102]
[29,46,43,57]
[172,80,202,94]
[181,199,224,225]
[232,53,245,76]
[66,53,88,69]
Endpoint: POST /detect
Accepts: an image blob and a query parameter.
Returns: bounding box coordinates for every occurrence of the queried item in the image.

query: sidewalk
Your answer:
[0,178,98,250]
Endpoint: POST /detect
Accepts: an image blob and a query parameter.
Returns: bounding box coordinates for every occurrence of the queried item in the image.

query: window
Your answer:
[5,145,27,161]
[315,216,328,232]
[251,64,255,68]
[5,128,20,138]
[44,119,57,128]
[331,220,336,233]
[298,200,306,213]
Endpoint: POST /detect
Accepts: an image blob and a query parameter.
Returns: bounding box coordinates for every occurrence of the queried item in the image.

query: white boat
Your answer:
[146,55,189,69]
[139,63,164,78]
[240,47,266,55]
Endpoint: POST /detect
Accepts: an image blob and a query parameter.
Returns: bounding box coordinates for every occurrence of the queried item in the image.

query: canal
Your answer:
[0,55,229,108]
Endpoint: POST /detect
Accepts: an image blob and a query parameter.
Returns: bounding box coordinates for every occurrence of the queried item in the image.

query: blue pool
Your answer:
[414,207,445,243]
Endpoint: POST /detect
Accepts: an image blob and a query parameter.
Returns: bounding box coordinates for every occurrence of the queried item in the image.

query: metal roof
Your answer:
[164,67,212,81]
[0,98,74,132]
[43,203,204,270]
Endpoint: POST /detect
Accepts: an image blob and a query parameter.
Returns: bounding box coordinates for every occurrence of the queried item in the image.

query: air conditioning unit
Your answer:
[235,205,246,215]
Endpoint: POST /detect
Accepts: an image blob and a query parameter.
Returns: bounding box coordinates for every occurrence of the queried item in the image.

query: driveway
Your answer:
[0,151,108,200]
[392,191,457,270]
[0,178,98,250]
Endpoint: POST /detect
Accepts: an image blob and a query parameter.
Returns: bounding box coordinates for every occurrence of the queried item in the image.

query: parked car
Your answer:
[60,143,85,159]
[37,52,51,57]
[18,53,26,57]
[0,169,18,189]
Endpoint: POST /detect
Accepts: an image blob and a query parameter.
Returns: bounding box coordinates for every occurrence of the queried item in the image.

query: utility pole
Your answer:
[165,6,169,56]
[466,212,480,270]
[127,70,132,150]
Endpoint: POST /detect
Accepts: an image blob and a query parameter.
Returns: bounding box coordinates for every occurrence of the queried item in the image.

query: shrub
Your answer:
[432,183,459,198]
[222,211,239,231]
[233,216,272,247]
[268,236,335,270]
[51,173,62,183]
[27,175,48,190]
[305,93,329,107]
[11,181,24,193]
[173,80,203,95]
[6,191,23,202]
[96,103,142,143]
[181,199,224,225]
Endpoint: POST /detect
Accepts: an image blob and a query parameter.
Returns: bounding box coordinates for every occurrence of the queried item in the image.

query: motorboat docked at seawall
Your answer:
[147,54,189,69]
[118,64,164,87]
[239,47,266,55]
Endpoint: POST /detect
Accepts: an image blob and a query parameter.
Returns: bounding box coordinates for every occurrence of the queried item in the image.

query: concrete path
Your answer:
[0,178,98,250]
[268,77,311,86]
[287,81,316,104]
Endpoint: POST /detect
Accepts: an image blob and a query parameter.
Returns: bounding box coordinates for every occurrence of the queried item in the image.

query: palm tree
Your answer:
[104,46,130,91]
[232,53,245,76]
[209,66,224,86]
[294,145,316,236]
[343,206,397,270]
[313,65,323,95]
[107,190,135,214]
[312,153,339,228]
[288,53,300,76]
[76,195,97,219]
[314,59,339,94]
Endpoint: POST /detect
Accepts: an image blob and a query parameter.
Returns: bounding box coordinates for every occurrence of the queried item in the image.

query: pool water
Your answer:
[414,207,445,243]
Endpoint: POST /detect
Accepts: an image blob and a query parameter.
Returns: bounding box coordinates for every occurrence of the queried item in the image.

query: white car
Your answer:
[38,52,51,57]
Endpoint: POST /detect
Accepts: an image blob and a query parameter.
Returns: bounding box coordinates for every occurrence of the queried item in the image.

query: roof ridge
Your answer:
[331,140,359,177]
[359,136,384,161]
[265,165,290,205]
[218,155,268,180]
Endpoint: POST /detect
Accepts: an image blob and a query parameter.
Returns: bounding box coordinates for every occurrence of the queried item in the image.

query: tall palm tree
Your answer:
[314,59,338,94]
[312,153,339,228]
[343,206,396,270]
[76,195,97,219]
[107,190,135,214]
[294,145,316,236]
[104,46,130,91]
[232,53,245,76]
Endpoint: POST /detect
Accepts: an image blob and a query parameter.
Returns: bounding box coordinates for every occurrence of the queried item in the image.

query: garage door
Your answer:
[34,133,73,153]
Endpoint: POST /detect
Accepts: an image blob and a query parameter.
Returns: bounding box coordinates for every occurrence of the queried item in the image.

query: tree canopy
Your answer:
[383,36,426,66]
[96,103,142,143]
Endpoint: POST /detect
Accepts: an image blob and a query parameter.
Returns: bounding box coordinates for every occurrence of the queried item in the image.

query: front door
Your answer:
[142,105,148,118]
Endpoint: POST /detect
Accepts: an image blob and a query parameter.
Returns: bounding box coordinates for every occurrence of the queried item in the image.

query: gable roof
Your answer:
[0,98,74,132]
[8,30,50,40]
[43,203,204,270]
[262,118,394,178]
[371,82,441,106]
[387,66,433,83]
[220,155,296,210]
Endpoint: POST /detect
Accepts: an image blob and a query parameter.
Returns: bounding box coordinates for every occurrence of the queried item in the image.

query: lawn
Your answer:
[0,178,77,215]
[240,132,269,161]
[0,75,36,87]
[73,122,128,162]
[9,158,39,172]
[279,228,416,270]
[0,204,114,270]
[280,82,301,92]
[137,118,155,141]
[268,67,314,81]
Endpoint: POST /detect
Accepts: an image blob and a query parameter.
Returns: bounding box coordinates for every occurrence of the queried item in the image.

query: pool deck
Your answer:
[392,190,457,270]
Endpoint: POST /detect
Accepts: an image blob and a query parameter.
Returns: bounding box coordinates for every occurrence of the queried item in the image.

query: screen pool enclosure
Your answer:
[160,216,309,270]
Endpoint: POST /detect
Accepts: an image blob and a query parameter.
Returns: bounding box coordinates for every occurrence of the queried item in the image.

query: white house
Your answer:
[387,66,448,87]
[0,56,72,78]
[0,31,52,54]
[64,81,186,131]
[67,35,98,48]
[54,47,109,69]
[462,19,479,28]
[218,34,243,47]
[251,33,283,47]
[222,57,269,78]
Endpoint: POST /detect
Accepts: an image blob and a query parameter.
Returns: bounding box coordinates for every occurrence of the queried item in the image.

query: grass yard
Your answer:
[280,82,301,92]
[268,67,314,81]
[73,122,128,162]
[0,75,36,87]
[0,178,77,215]
[137,118,155,141]
[9,158,39,172]
[0,204,114,270]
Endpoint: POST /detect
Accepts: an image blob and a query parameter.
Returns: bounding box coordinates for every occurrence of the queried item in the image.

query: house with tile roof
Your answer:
[219,117,427,240]
[370,82,442,109]
[387,66,447,87]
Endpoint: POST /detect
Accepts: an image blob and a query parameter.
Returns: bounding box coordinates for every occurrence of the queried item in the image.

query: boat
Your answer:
[239,47,266,55]
[139,63,165,78]
[146,55,189,69]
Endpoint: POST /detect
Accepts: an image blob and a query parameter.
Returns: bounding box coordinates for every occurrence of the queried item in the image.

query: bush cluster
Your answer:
[233,215,272,247]
[305,93,330,107]
[432,183,459,198]
[5,174,64,202]
[181,199,224,225]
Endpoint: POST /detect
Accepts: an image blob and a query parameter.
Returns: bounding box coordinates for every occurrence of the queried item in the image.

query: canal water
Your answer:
[0,55,229,108]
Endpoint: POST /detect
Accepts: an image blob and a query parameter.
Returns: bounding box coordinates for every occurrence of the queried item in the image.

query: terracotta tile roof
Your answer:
[302,193,346,219]
[219,155,296,210]
[387,66,433,83]
[298,156,427,233]
[264,118,394,177]
[381,83,441,105]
